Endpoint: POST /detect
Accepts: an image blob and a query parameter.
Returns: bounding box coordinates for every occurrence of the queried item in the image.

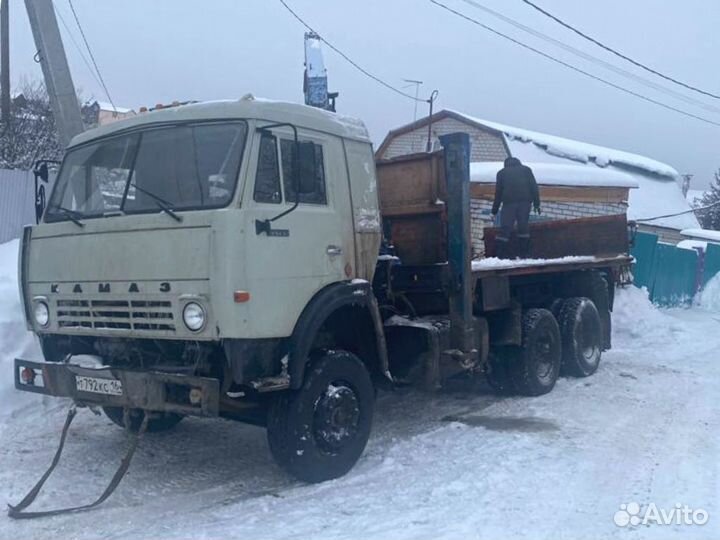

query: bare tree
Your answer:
[698,169,720,231]
[0,80,63,170]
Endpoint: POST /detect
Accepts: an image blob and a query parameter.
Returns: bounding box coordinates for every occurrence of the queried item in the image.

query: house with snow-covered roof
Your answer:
[377,110,699,249]
[82,100,135,127]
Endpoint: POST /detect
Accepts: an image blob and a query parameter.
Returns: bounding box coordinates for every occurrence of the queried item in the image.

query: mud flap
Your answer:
[7,406,148,519]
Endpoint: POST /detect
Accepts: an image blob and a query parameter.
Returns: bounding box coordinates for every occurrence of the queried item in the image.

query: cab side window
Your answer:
[280,139,327,205]
[253,133,281,204]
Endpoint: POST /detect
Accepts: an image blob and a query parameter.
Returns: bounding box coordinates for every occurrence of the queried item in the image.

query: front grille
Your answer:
[56,298,176,333]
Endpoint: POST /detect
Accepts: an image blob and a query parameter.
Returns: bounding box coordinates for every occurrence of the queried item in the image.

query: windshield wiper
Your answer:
[53,206,85,228]
[127,183,182,222]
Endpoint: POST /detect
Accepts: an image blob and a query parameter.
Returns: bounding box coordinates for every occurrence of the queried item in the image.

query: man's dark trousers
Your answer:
[497,201,531,258]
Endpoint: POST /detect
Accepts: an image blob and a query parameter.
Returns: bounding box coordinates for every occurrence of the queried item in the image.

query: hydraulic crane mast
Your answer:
[303,32,338,112]
[24,0,83,147]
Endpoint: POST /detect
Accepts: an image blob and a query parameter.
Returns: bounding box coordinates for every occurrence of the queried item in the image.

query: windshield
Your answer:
[45,121,248,221]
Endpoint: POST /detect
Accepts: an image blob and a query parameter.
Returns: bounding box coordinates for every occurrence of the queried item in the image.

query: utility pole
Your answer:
[402,79,423,122]
[24,0,83,147]
[681,174,693,198]
[1,0,10,123]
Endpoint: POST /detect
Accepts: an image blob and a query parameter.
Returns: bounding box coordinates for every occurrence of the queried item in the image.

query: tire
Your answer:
[548,298,564,319]
[509,309,562,396]
[558,297,602,377]
[267,350,374,483]
[103,407,184,433]
[486,348,515,395]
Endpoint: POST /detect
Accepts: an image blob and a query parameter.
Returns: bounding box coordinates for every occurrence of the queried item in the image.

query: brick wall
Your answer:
[638,224,683,245]
[470,198,627,256]
[380,118,508,163]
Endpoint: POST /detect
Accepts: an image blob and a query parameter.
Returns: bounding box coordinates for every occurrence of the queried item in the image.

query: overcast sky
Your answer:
[8,0,720,188]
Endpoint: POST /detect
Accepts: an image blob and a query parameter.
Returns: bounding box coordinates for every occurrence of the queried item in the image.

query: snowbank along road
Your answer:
[0,238,718,539]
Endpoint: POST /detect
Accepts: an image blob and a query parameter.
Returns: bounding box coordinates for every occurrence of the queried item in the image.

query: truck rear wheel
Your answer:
[509,309,561,396]
[558,297,602,377]
[267,350,374,483]
[103,407,184,433]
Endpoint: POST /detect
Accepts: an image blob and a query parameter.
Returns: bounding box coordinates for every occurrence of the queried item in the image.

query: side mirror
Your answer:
[296,142,316,195]
[35,162,49,183]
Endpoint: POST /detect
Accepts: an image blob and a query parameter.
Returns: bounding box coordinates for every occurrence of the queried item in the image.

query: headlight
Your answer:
[33,301,49,327]
[182,302,206,332]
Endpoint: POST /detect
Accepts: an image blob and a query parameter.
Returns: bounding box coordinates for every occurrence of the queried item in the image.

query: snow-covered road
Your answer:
[0,238,718,539]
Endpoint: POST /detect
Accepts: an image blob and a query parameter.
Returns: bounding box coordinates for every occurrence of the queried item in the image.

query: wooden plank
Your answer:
[483,214,629,259]
[377,152,448,265]
[470,183,630,203]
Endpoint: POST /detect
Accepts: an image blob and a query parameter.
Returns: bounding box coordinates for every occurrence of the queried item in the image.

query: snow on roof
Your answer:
[95,101,134,114]
[680,228,720,243]
[628,175,700,230]
[449,110,680,179]
[471,162,639,188]
[304,35,326,79]
[437,110,695,230]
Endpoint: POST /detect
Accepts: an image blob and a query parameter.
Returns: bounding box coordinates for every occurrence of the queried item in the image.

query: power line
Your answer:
[429,0,720,128]
[459,0,720,116]
[636,200,720,223]
[52,2,104,92]
[66,0,116,112]
[519,0,720,101]
[277,0,424,103]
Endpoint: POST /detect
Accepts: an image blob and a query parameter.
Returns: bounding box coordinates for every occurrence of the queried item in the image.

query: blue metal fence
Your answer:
[631,231,705,305]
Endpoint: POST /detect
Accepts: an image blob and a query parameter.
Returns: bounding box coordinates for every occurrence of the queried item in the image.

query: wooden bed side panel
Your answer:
[483,214,629,259]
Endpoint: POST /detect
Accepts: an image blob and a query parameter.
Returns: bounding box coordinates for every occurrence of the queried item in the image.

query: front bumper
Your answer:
[14,358,220,417]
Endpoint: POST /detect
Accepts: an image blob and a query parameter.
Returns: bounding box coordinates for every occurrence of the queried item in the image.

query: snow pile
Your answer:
[0,239,38,426]
[698,273,720,312]
[612,285,681,341]
[470,161,638,188]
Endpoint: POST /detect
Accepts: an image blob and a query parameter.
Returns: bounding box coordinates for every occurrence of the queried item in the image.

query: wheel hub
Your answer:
[313,382,361,454]
[534,335,556,382]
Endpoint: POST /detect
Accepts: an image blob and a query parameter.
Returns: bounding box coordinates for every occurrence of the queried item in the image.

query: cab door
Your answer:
[242,125,355,338]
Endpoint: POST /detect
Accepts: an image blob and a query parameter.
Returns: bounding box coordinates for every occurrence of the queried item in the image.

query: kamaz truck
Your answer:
[13,97,631,509]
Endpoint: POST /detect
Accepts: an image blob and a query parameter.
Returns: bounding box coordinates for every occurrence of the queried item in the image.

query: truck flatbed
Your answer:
[471,254,633,278]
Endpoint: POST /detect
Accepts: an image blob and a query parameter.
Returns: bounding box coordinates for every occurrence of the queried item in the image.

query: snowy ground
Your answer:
[0,239,718,539]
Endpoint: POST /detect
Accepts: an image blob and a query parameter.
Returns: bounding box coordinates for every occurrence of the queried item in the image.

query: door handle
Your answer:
[326,245,343,256]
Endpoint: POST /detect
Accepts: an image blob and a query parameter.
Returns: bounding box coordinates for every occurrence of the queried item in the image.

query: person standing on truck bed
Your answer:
[491,157,541,259]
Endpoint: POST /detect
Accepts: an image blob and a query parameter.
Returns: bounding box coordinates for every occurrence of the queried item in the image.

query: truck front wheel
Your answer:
[267,350,374,483]
[509,309,562,396]
[103,407,184,433]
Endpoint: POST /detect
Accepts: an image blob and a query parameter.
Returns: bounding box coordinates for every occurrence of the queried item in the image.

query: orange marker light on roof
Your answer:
[234,291,251,303]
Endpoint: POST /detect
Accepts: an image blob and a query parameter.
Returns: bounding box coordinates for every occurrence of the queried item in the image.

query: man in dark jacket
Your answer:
[491,157,541,258]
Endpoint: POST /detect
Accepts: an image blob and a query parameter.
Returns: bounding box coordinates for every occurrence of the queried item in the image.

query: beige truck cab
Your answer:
[17,96,387,482]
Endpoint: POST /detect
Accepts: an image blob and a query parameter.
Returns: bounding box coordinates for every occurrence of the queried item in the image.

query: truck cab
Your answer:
[18,96,387,482]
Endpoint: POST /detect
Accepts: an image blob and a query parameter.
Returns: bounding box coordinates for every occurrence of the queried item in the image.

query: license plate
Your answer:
[75,375,123,396]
